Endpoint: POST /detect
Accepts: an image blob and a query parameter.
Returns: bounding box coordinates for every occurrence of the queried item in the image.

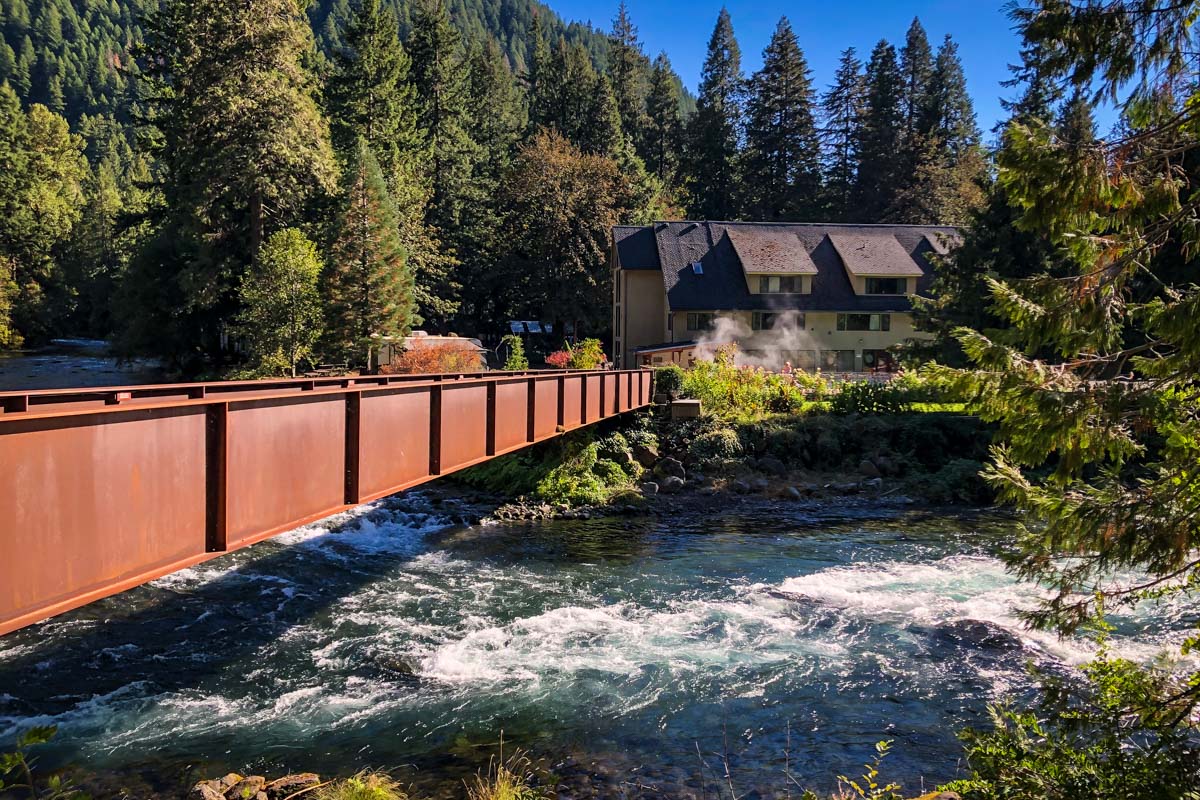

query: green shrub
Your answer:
[654,364,685,397]
[830,381,907,415]
[592,458,628,484]
[501,335,528,370]
[942,652,1200,800]
[687,426,744,465]
[317,773,407,800]
[920,459,991,504]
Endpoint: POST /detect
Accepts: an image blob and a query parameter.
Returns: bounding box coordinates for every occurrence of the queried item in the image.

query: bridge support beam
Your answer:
[0,368,654,636]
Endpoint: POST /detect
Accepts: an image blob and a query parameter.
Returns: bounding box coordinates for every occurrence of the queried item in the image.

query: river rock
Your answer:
[633,443,660,468]
[752,478,770,492]
[784,486,803,500]
[659,476,685,494]
[640,481,659,496]
[193,773,244,800]
[862,477,884,490]
[859,459,882,478]
[758,456,787,476]
[930,620,1023,652]
[828,481,860,494]
[263,774,321,800]
[191,783,226,800]
[653,457,686,480]
[730,479,750,494]
[225,777,266,800]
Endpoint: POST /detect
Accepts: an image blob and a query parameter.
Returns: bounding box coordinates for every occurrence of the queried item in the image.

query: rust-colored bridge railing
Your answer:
[0,368,653,636]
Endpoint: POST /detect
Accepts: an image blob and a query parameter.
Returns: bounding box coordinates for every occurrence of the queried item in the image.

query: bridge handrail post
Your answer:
[205,402,229,552]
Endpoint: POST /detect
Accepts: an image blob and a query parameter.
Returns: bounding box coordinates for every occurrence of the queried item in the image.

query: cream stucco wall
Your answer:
[615,269,667,368]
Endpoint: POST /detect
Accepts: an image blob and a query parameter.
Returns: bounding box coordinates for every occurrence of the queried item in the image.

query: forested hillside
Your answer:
[0,0,992,378]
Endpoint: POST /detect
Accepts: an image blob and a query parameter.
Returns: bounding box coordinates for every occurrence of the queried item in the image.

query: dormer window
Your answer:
[692,261,704,275]
[864,277,906,295]
[759,275,800,294]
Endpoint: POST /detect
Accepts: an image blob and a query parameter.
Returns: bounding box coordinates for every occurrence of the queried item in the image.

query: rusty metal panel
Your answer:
[0,369,653,635]
[225,396,346,547]
[603,374,618,416]
[562,375,583,429]
[584,375,601,423]
[0,408,208,629]
[493,380,530,453]
[358,387,433,499]
[533,379,559,439]
[438,383,489,471]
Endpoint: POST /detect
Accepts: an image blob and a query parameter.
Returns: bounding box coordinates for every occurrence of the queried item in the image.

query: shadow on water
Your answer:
[0,494,462,722]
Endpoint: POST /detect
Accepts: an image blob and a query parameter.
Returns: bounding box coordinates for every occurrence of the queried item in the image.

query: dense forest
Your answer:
[0,0,987,374]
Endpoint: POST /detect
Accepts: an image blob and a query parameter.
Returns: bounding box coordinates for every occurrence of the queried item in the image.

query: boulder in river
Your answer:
[929,620,1024,652]
[758,456,787,476]
[659,476,685,494]
[192,774,243,800]
[633,443,660,468]
[653,457,686,480]
[225,776,266,800]
[859,459,882,478]
[641,481,659,496]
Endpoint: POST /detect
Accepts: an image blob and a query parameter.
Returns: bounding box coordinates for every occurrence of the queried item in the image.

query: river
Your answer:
[0,494,1190,797]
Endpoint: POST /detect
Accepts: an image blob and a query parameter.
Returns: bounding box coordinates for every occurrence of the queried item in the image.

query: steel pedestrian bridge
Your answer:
[0,368,652,635]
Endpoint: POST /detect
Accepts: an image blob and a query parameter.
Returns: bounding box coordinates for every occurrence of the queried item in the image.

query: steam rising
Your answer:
[693,311,821,370]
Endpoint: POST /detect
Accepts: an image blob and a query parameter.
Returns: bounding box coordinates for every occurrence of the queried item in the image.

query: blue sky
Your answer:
[551,0,1026,140]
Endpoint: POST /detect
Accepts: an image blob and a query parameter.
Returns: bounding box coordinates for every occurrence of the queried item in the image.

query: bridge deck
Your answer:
[0,369,653,635]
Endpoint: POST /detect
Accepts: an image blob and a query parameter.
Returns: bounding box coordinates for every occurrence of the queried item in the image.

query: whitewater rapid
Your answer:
[0,497,1190,793]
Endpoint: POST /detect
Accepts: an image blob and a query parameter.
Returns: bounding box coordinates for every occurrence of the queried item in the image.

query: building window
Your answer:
[752,311,805,331]
[686,312,714,331]
[837,313,891,332]
[757,275,800,294]
[751,311,775,331]
[864,277,905,295]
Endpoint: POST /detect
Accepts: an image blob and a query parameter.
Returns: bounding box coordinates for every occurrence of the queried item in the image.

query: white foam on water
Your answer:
[776,554,1189,665]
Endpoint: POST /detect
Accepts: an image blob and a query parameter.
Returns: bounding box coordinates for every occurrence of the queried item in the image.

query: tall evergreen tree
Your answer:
[408,0,476,228]
[644,52,683,185]
[325,138,416,363]
[525,11,554,132]
[898,17,933,148]
[684,7,744,220]
[821,47,863,221]
[457,35,526,326]
[131,0,337,364]
[607,1,646,153]
[325,0,421,188]
[853,39,902,221]
[407,0,473,323]
[894,33,985,223]
[741,17,821,220]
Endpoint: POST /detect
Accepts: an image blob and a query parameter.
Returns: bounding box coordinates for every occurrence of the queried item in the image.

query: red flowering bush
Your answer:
[382,342,484,374]
[545,350,571,369]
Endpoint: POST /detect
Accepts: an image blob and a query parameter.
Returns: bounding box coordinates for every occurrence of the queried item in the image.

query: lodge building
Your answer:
[610,221,960,371]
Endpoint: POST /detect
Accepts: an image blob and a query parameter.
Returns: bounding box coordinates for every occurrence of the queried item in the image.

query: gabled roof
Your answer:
[726,226,818,275]
[829,233,926,277]
[613,225,661,270]
[612,220,960,313]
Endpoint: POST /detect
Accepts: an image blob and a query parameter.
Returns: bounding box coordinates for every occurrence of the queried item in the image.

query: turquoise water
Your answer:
[0,495,1190,796]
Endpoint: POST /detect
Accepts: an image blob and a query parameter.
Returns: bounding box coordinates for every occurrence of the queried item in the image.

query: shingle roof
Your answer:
[726,226,819,275]
[613,221,959,313]
[613,225,660,270]
[829,232,926,276]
